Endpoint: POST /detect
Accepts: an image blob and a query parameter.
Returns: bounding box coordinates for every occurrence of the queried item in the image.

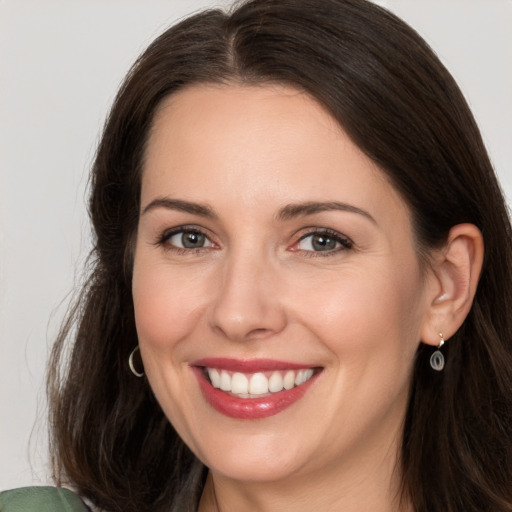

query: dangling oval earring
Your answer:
[430,333,445,371]
[129,346,145,377]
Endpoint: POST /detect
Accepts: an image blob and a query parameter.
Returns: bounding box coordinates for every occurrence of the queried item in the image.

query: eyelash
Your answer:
[293,228,353,257]
[155,226,216,255]
[154,226,353,257]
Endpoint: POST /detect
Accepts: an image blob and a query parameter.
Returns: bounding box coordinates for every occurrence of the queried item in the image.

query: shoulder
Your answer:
[0,487,89,511]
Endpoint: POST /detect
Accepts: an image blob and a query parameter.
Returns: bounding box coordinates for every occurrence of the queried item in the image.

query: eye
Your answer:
[159,228,215,250]
[295,230,352,253]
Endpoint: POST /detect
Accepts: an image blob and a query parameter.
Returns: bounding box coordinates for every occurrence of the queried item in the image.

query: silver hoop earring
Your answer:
[430,333,445,371]
[128,346,144,377]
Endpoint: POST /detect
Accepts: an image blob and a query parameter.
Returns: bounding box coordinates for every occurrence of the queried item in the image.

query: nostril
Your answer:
[246,327,274,339]
[208,279,287,341]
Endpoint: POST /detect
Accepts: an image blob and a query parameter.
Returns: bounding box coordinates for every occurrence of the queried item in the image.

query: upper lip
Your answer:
[191,358,319,373]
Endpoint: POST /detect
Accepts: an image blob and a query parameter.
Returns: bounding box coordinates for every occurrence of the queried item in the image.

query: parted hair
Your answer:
[48,1,512,511]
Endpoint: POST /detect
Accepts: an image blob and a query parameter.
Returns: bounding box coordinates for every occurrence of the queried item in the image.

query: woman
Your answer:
[2,0,511,510]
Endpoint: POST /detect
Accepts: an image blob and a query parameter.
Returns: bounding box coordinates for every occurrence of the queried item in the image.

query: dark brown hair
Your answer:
[48,1,512,511]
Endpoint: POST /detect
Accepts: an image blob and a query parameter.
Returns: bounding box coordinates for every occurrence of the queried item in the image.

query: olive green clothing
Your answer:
[0,487,89,511]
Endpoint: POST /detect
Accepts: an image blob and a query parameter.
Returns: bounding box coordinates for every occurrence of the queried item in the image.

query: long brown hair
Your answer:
[48,1,512,510]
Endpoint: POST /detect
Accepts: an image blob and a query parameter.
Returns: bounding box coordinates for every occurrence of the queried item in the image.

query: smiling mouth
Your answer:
[191,358,322,419]
[204,367,317,398]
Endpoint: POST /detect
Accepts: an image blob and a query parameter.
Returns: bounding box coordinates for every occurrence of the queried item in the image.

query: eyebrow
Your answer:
[277,201,376,224]
[141,197,375,224]
[141,197,217,218]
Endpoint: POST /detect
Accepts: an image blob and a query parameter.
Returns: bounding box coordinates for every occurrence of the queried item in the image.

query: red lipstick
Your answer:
[191,358,320,420]
[193,357,310,373]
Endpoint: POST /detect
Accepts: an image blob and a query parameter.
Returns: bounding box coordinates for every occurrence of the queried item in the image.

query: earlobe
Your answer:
[421,223,484,346]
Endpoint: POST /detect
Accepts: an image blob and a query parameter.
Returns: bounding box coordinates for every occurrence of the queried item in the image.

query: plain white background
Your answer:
[1,0,511,490]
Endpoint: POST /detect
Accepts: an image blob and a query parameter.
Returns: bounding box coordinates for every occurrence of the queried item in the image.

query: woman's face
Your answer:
[132,84,436,484]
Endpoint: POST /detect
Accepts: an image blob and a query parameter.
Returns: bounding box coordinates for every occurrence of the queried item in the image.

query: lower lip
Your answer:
[192,367,319,420]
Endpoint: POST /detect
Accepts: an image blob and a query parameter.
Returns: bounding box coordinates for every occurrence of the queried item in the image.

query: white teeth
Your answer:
[207,367,316,396]
[268,371,284,392]
[295,369,314,386]
[208,368,221,388]
[283,370,295,390]
[220,370,231,391]
[249,372,269,394]
[231,372,249,394]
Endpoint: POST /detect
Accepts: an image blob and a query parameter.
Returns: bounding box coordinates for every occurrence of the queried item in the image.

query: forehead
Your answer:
[142,83,410,228]
[146,83,345,177]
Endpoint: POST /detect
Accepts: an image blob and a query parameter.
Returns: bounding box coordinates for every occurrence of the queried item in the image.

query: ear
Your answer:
[420,223,484,346]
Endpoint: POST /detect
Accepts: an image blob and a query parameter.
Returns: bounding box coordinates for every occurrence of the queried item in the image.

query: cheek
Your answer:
[132,256,211,353]
[131,255,207,434]
[294,260,425,363]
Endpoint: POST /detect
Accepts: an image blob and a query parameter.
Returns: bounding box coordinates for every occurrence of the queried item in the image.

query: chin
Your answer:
[195,430,308,483]
[209,456,301,484]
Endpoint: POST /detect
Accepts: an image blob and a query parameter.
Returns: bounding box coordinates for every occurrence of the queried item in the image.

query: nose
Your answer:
[208,251,287,342]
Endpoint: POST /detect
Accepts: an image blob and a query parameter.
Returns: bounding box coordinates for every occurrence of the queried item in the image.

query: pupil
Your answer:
[182,232,205,248]
[312,234,336,251]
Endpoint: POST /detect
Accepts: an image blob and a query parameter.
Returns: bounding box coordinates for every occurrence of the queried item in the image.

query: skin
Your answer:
[132,84,446,511]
